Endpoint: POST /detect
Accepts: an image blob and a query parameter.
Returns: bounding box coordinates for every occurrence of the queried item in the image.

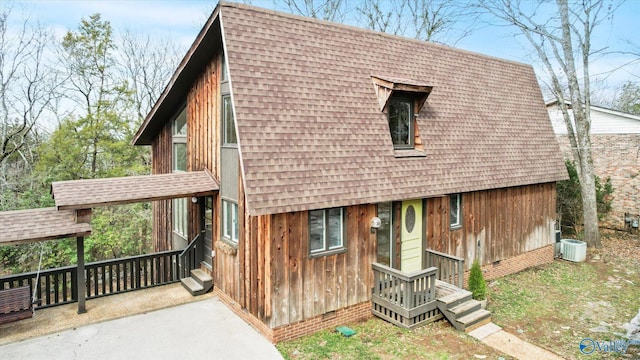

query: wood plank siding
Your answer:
[238,204,378,328]
[425,183,556,269]
[151,121,172,251]
[187,59,219,241]
[150,53,221,252]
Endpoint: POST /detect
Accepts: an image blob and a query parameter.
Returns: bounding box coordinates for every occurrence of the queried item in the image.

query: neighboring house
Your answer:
[133,2,567,342]
[547,101,640,227]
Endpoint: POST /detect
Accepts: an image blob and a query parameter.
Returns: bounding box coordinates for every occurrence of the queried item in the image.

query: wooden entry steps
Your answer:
[437,287,491,332]
[181,269,213,296]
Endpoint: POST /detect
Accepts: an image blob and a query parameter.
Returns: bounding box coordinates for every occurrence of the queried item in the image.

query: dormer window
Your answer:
[388,96,414,149]
[371,75,432,153]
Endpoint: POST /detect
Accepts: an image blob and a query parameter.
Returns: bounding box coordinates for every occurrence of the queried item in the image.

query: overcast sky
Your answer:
[9,0,640,103]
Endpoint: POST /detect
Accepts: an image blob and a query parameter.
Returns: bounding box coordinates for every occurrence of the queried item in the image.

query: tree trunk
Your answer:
[557,0,600,247]
[576,139,601,247]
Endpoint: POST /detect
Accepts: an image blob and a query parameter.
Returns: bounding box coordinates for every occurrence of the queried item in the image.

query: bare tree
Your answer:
[283,0,347,22]
[356,0,406,35]
[477,0,622,247]
[613,81,640,115]
[356,0,473,44]
[0,8,56,189]
[118,31,181,122]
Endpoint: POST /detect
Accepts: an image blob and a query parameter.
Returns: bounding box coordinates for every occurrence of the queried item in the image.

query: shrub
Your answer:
[557,160,614,235]
[468,260,487,300]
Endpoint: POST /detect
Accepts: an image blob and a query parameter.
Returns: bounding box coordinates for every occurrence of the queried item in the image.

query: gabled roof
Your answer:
[136,2,567,216]
[52,171,219,210]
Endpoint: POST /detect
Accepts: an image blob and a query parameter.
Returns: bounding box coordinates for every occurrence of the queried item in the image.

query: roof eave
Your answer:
[133,4,223,146]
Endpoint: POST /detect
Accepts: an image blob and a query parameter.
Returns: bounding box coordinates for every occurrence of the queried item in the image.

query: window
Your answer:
[309,208,345,255]
[221,53,228,82]
[388,97,414,148]
[376,202,392,266]
[450,194,462,229]
[172,108,188,239]
[172,108,187,172]
[222,199,238,244]
[173,198,188,238]
[222,95,237,145]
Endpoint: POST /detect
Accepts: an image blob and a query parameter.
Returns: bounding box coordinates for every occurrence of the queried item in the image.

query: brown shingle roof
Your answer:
[134,3,568,216]
[0,208,91,245]
[220,4,567,215]
[52,171,219,210]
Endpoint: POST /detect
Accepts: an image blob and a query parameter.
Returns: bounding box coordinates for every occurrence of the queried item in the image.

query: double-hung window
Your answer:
[309,208,345,255]
[450,193,462,229]
[222,199,239,244]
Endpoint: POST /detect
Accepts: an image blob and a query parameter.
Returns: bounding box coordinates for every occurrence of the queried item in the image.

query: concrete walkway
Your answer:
[0,297,283,360]
[469,323,565,360]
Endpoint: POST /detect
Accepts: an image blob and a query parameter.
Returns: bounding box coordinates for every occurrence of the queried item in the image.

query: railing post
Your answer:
[458,259,464,289]
[135,258,141,289]
[76,236,86,314]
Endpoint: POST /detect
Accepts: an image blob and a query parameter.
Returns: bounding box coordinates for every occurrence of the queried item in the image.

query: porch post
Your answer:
[77,236,86,314]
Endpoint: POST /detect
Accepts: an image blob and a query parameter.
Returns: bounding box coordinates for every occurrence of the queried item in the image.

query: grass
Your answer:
[277,230,640,360]
[487,231,640,359]
[276,318,506,360]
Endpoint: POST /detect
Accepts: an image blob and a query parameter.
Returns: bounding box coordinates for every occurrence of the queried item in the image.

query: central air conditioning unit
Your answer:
[560,239,587,262]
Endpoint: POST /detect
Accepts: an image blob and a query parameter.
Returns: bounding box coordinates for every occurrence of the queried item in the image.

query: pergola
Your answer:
[0,170,218,314]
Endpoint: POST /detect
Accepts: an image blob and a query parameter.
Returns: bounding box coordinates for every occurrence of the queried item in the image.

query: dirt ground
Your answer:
[0,282,214,346]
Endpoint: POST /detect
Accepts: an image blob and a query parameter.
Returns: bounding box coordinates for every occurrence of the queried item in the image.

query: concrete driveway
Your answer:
[0,297,283,360]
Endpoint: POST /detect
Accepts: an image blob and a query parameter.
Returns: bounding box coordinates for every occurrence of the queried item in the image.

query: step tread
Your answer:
[191,269,213,282]
[449,299,481,315]
[438,290,472,305]
[181,277,204,292]
[457,309,491,325]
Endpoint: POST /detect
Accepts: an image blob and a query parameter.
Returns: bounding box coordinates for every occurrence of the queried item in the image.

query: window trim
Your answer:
[450,193,462,229]
[387,96,415,150]
[222,199,239,245]
[309,207,347,257]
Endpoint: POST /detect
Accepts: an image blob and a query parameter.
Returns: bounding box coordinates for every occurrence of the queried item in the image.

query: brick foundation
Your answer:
[463,244,554,284]
[271,302,372,343]
[214,287,372,343]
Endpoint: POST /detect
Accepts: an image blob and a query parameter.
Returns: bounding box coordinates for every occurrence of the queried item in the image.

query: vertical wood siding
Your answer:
[238,204,377,328]
[187,59,219,241]
[151,121,172,251]
[425,183,556,269]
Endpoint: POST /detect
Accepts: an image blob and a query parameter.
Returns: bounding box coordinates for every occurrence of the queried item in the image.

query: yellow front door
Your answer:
[400,199,423,273]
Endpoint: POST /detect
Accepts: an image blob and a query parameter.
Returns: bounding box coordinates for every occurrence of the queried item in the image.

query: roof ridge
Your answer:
[219,1,533,69]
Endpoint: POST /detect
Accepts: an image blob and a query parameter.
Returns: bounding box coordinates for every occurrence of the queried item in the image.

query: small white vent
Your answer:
[561,239,587,262]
